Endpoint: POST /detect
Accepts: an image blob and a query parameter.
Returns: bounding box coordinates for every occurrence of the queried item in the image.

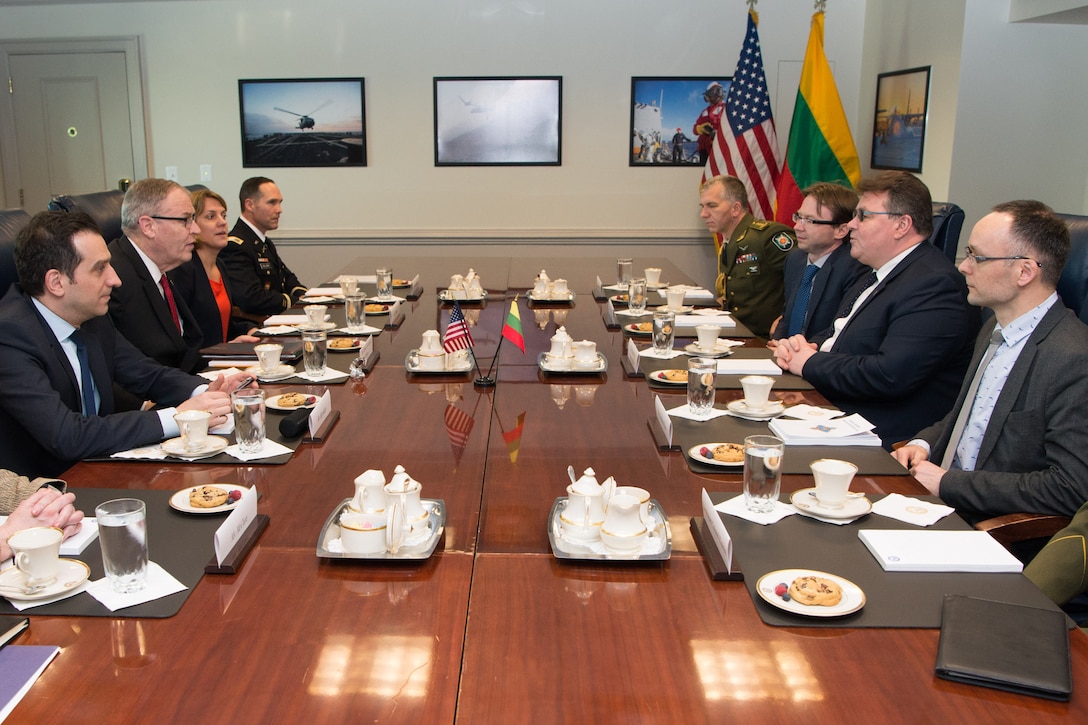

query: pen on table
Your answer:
[234,376,255,391]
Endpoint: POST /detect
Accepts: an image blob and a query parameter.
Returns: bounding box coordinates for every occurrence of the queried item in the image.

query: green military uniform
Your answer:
[1024,500,1088,607]
[715,213,796,339]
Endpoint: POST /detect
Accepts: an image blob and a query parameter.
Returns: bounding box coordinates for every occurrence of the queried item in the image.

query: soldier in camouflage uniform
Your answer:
[699,175,795,338]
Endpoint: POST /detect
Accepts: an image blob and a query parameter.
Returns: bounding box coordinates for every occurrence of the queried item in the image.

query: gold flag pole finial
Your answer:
[746,0,757,10]
[815,0,827,11]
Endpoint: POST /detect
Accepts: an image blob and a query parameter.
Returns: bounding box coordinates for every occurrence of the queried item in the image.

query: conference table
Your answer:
[7,257,1087,723]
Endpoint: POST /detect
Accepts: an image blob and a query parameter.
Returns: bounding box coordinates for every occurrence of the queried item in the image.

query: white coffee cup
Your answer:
[644,267,662,286]
[340,512,390,554]
[613,485,651,523]
[810,459,859,508]
[666,287,686,310]
[254,343,283,372]
[338,276,358,297]
[740,375,775,410]
[8,526,63,588]
[695,324,721,352]
[410,350,446,371]
[304,304,327,327]
[174,409,211,451]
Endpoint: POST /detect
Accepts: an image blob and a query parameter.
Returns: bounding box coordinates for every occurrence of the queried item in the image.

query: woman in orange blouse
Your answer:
[169,189,258,344]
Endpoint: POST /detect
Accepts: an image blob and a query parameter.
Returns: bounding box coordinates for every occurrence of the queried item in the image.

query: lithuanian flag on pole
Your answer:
[774,10,860,225]
[502,298,525,353]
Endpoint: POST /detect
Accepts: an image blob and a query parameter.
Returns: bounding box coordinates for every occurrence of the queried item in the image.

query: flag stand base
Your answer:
[474,376,496,387]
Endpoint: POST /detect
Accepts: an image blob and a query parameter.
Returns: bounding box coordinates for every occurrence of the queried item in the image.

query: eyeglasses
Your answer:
[149,214,197,225]
[963,246,1042,267]
[791,212,840,227]
[851,209,902,222]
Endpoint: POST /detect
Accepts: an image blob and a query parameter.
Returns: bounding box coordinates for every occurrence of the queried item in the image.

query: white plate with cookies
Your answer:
[649,369,688,385]
[756,569,865,618]
[688,442,745,467]
[267,393,319,411]
[170,484,251,515]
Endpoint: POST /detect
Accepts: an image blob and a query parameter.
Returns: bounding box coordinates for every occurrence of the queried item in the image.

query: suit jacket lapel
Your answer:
[973,304,1063,466]
[121,238,185,342]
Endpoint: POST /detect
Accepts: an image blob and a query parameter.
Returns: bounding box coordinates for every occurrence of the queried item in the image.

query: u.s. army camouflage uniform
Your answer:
[715,213,796,339]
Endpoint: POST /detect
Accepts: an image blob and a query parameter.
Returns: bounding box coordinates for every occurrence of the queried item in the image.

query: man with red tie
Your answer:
[107,178,205,374]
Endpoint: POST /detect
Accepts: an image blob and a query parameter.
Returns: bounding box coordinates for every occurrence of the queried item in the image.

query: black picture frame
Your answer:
[238,78,366,168]
[630,76,731,166]
[870,66,930,173]
[433,76,562,166]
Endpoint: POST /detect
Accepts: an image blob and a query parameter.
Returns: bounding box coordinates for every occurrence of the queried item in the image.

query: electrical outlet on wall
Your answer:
[165,166,178,181]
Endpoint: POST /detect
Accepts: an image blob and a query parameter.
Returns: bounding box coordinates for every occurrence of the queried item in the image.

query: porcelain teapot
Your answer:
[384,465,428,534]
[563,468,615,527]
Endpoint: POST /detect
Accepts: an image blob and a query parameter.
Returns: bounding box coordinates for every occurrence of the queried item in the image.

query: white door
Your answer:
[0,39,148,212]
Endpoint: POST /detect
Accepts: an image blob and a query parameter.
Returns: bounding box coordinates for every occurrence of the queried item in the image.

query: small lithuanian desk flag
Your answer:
[502,298,525,353]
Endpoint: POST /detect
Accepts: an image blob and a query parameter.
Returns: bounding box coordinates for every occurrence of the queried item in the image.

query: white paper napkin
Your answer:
[111,446,168,461]
[639,348,686,360]
[335,325,382,335]
[198,367,245,381]
[85,562,187,612]
[714,494,795,525]
[295,367,349,382]
[666,403,731,421]
[365,295,407,303]
[255,325,298,336]
[299,296,336,304]
[871,493,956,527]
[615,308,651,318]
[226,439,294,462]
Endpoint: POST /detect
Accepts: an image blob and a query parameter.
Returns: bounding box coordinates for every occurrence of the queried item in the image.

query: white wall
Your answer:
[948,0,1088,234]
[0,0,869,286]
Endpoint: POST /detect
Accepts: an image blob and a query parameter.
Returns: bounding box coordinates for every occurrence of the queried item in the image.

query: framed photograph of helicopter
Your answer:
[238,78,366,167]
[433,77,561,166]
[870,66,930,173]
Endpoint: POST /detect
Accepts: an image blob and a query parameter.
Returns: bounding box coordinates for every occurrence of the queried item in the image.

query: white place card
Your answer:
[604,300,617,327]
[215,484,259,566]
[358,335,374,365]
[626,338,640,373]
[654,395,673,447]
[309,390,334,439]
[701,488,733,574]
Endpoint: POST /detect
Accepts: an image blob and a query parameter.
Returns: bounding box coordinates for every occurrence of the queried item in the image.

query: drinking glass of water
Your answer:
[686,357,717,418]
[95,498,148,593]
[743,435,784,514]
[232,389,266,455]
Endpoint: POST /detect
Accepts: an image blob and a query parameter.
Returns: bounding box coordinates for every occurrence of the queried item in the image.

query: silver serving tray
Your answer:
[537,352,608,374]
[528,290,575,303]
[404,350,474,374]
[438,289,487,302]
[548,497,671,561]
[317,497,445,560]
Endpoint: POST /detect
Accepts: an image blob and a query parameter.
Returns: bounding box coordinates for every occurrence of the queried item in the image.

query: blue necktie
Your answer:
[69,329,97,416]
[787,264,819,336]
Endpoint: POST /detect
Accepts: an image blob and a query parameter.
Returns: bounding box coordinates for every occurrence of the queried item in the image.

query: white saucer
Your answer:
[657,304,693,314]
[529,290,574,302]
[294,321,337,330]
[245,364,297,381]
[267,393,319,411]
[161,435,230,459]
[727,400,785,420]
[683,342,734,357]
[790,488,873,520]
[0,558,90,601]
[169,484,251,514]
[756,568,866,617]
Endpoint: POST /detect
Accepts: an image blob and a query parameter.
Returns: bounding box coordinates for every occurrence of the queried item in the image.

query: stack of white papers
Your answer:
[768,413,881,445]
[858,529,1023,572]
[714,358,782,376]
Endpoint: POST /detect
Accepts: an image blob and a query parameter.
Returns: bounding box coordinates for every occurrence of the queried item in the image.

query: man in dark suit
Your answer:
[0,211,250,477]
[770,182,868,341]
[220,177,307,316]
[774,171,978,446]
[107,178,204,373]
[894,200,1088,519]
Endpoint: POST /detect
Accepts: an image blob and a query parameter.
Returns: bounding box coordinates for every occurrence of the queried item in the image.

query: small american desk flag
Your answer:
[443,301,474,352]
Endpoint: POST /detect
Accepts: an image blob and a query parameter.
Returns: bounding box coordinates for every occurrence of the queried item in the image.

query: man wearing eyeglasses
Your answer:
[774,171,978,446]
[893,200,1088,520]
[700,175,795,339]
[107,178,206,374]
[770,182,868,342]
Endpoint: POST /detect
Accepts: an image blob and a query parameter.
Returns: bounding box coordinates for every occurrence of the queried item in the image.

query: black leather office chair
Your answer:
[48,189,126,242]
[0,208,31,295]
[1056,213,1088,323]
[929,201,965,262]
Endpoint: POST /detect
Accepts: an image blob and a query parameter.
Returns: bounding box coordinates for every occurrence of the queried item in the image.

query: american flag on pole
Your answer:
[703,9,781,222]
[443,301,474,353]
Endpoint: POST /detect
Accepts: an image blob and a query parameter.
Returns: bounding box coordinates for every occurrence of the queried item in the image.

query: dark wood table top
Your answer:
[12,257,1088,722]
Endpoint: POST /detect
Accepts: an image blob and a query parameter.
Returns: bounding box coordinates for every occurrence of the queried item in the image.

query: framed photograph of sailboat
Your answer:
[870,67,931,173]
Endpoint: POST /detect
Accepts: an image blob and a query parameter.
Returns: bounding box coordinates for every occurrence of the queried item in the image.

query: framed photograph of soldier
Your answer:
[629,76,731,167]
